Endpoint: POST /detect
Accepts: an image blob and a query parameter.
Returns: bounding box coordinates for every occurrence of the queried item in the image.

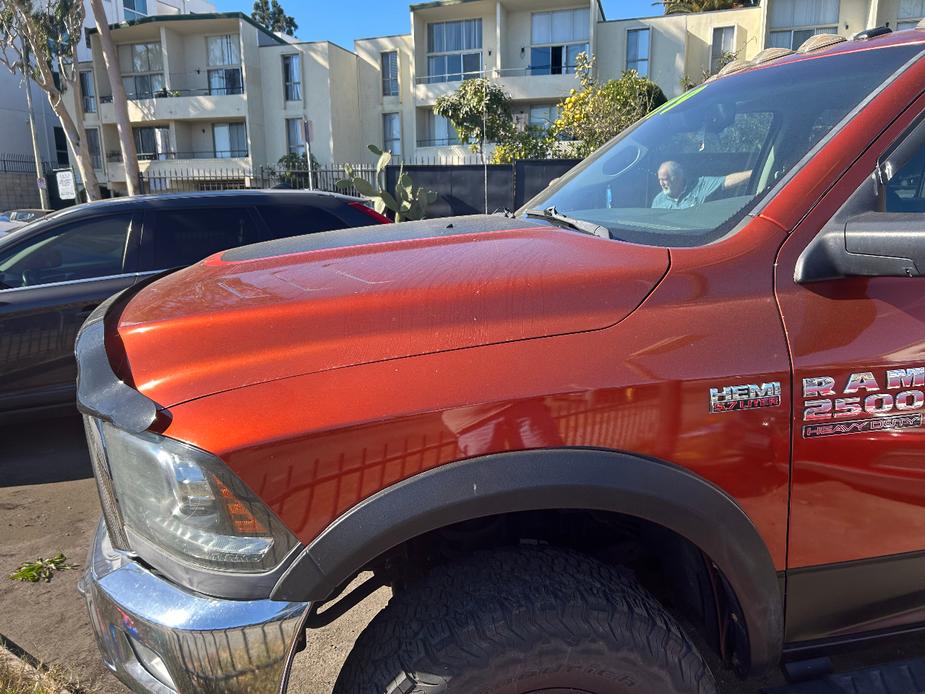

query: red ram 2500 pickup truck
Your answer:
[78,28,925,694]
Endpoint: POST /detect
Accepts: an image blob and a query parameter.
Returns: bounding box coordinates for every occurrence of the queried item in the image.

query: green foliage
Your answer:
[655,0,736,13]
[433,78,513,158]
[9,553,76,583]
[0,0,85,85]
[551,53,667,158]
[681,50,737,90]
[336,145,437,222]
[273,151,319,188]
[491,126,556,164]
[252,0,297,35]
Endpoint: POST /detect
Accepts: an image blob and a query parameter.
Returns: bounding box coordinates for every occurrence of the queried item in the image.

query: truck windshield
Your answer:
[521,43,923,247]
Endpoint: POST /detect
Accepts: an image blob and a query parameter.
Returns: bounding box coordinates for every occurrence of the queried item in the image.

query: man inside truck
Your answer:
[652,159,753,209]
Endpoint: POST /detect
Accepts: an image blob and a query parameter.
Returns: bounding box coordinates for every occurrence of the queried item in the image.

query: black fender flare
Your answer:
[271,447,783,673]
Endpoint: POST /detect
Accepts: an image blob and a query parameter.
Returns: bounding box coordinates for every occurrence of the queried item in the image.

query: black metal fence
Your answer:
[136,158,582,218]
[138,162,377,197]
[0,153,52,174]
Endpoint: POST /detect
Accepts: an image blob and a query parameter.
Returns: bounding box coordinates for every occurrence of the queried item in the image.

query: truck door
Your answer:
[776,90,925,645]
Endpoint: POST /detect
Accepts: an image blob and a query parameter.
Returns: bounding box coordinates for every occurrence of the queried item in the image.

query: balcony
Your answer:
[414,70,486,106]
[106,149,249,162]
[492,68,580,101]
[97,86,247,123]
[413,67,581,105]
[104,153,251,183]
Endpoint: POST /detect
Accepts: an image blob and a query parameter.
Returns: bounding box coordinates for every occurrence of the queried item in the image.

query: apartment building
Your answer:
[356,0,925,161]
[71,12,365,193]
[68,0,925,191]
[0,0,213,203]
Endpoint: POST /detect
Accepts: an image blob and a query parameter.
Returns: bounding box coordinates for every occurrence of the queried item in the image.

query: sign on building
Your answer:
[56,170,75,200]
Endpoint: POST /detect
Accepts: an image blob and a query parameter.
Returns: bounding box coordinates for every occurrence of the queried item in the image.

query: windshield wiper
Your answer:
[522,206,610,239]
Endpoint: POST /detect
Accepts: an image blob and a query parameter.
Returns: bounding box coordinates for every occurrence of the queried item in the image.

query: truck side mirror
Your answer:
[795,212,925,283]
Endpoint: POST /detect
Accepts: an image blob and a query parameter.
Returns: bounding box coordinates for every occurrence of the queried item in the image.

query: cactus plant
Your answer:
[337,145,437,222]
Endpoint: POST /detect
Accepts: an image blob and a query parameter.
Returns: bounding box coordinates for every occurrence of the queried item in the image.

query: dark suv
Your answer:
[0,190,387,418]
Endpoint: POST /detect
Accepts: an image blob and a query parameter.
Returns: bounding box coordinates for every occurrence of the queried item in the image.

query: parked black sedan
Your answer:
[0,189,389,419]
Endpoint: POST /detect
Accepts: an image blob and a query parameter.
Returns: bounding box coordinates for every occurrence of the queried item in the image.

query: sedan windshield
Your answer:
[521,43,923,247]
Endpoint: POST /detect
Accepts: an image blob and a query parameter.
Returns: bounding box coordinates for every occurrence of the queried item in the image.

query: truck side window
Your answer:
[884,145,925,213]
[153,207,261,268]
[0,215,131,288]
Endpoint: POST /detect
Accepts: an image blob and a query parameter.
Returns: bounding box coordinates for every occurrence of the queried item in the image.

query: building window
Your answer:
[286,117,304,155]
[282,54,302,101]
[426,18,482,83]
[118,42,164,98]
[383,113,401,155]
[381,51,399,96]
[53,127,68,167]
[133,126,170,160]
[530,8,590,75]
[529,104,558,129]
[626,28,650,77]
[898,0,925,29]
[123,0,147,22]
[207,35,243,96]
[420,113,459,147]
[768,0,839,49]
[711,26,735,73]
[213,122,248,158]
[79,70,96,113]
[86,128,102,169]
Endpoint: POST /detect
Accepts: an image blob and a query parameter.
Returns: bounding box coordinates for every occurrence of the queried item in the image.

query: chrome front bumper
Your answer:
[78,520,311,693]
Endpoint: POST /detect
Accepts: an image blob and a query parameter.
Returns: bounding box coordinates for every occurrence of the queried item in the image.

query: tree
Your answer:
[491,126,555,164]
[655,0,736,13]
[89,0,140,195]
[551,54,666,158]
[0,0,102,199]
[433,78,513,163]
[273,150,318,188]
[252,0,297,36]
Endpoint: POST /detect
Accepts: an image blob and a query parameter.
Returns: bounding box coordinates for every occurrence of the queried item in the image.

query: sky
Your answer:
[212,0,659,49]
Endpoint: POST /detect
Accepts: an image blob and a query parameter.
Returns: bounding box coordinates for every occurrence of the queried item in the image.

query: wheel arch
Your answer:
[271,447,783,674]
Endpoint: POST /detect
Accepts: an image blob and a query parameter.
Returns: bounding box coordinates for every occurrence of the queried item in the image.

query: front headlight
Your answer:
[91,419,297,574]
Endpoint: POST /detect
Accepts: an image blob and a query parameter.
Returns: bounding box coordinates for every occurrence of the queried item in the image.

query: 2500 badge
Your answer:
[802,367,924,438]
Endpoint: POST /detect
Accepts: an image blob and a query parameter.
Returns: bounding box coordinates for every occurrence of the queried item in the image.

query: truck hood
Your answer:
[117,216,668,407]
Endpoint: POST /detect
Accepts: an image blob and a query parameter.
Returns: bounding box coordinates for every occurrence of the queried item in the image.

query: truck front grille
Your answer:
[83,416,131,551]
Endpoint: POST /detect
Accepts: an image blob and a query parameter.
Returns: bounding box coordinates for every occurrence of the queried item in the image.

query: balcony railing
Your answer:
[414,66,581,85]
[106,150,249,162]
[416,137,462,148]
[494,66,580,77]
[415,70,486,85]
[99,86,245,102]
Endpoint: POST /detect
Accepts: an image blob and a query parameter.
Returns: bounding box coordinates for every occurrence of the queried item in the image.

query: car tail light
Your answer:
[348,201,393,224]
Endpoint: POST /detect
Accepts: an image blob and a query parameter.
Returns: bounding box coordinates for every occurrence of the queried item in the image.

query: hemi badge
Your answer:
[710,382,782,413]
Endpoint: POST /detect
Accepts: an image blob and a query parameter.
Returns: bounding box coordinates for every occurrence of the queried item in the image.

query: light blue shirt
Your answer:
[652,175,725,209]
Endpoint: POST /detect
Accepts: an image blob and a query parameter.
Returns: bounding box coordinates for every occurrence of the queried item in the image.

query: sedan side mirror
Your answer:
[795,212,925,283]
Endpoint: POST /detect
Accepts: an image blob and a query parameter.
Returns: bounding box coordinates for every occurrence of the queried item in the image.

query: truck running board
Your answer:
[764,658,925,693]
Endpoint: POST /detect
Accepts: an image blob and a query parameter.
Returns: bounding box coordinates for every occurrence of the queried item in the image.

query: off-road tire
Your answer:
[332,546,717,694]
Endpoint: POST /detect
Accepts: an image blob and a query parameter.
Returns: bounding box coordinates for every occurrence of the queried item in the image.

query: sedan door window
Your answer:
[152,207,261,268]
[0,215,132,288]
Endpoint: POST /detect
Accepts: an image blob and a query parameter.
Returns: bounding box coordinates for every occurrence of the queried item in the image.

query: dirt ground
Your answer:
[1,413,924,694]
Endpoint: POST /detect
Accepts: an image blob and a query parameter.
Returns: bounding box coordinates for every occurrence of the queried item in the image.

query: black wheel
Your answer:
[333,547,717,694]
